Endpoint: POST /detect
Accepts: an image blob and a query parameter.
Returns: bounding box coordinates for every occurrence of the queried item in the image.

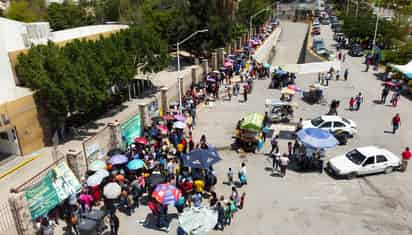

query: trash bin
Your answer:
[78,218,97,235]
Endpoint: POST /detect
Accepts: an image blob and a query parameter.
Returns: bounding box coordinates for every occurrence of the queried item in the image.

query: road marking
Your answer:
[0,153,43,180]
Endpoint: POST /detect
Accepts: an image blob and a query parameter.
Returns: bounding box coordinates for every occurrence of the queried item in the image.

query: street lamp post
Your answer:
[371,6,380,56]
[176,29,208,114]
[249,8,270,41]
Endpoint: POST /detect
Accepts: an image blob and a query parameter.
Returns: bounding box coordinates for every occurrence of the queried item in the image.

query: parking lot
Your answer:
[118,21,412,235]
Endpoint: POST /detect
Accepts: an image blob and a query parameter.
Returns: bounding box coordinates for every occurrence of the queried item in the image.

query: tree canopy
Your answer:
[47,3,96,30]
[16,25,169,129]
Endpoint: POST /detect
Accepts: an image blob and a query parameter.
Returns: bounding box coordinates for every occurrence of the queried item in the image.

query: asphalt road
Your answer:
[117,21,412,235]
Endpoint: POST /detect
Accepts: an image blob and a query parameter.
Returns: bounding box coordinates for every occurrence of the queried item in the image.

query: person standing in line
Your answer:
[355,92,363,111]
[344,68,348,81]
[243,84,248,102]
[227,168,233,185]
[401,147,411,172]
[269,135,279,154]
[391,90,400,107]
[279,154,289,177]
[272,149,280,172]
[109,213,120,235]
[391,113,401,134]
[215,202,226,231]
[381,86,390,104]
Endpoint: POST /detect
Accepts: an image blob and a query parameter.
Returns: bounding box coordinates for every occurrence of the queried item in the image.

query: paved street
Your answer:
[116,20,412,235]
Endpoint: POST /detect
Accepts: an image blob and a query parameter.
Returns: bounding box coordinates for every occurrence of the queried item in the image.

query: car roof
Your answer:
[319,115,342,122]
[356,146,399,160]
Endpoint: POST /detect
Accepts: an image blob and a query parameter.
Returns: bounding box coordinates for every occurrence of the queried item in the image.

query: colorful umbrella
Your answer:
[206,76,216,82]
[95,169,109,178]
[89,160,106,171]
[87,174,104,186]
[281,87,296,95]
[156,125,168,134]
[103,182,122,199]
[297,128,338,149]
[108,154,128,165]
[152,183,182,205]
[174,114,186,122]
[127,159,145,170]
[135,137,148,145]
[173,121,187,129]
[224,61,233,68]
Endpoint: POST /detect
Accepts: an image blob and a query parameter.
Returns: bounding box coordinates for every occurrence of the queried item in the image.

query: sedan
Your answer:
[327,146,401,179]
[301,115,357,137]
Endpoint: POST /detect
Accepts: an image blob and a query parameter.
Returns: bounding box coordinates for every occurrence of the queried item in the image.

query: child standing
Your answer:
[349,97,355,111]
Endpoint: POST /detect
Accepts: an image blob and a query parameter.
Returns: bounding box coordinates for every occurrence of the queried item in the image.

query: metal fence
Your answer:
[0,202,17,235]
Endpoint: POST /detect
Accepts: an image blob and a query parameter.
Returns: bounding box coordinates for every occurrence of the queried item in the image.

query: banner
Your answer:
[121,113,142,146]
[25,162,81,219]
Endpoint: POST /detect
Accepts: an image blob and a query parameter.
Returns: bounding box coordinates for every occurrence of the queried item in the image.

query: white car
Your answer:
[327,146,401,179]
[302,115,357,137]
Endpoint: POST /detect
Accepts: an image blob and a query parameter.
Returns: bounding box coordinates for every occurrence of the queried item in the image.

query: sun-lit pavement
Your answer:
[118,21,412,235]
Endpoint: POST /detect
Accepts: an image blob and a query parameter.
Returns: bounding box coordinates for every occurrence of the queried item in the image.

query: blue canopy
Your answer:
[182,147,221,169]
[297,128,338,149]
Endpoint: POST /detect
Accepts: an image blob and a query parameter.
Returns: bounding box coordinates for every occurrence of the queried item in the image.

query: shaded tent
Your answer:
[390,61,412,79]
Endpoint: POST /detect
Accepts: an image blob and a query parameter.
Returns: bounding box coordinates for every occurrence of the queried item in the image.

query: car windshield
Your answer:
[346,149,366,165]
[311,117,324,127]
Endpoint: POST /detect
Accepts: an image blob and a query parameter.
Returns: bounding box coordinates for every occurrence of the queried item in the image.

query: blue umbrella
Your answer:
[108,154,128,165]
[183,147,221,169]
[297,128,338,149]
[127,159,145,170]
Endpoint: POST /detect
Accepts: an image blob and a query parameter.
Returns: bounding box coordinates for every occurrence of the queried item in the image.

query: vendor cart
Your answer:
[265,99,297,123]
[270,69,288,89]
[302,84,326,104]
[236,113,264,152]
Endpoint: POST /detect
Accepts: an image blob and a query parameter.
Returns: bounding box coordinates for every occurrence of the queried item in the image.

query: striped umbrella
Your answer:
[152,183,182,206]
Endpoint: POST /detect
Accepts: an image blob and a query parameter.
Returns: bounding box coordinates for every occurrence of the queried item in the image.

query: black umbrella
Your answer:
[147,174,165,187]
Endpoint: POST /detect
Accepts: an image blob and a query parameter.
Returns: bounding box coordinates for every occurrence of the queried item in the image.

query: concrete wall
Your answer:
[253,27,282,64]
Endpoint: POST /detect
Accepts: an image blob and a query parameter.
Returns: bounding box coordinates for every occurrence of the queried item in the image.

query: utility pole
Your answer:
[355,0,359,17]
[346,0,350,16]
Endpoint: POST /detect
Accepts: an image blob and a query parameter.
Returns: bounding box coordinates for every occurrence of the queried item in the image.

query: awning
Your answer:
[389,61,412,79]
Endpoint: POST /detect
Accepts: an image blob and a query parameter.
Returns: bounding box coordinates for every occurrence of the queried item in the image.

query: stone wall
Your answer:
[253,27,282,64]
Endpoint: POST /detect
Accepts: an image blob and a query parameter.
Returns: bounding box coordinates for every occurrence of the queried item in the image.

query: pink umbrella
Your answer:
[156,125,168,134]
[174,114,186,122]
[224,61,233,68]
[288,84,297,90]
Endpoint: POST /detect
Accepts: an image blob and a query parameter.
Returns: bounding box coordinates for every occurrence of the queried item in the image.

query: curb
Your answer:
[0,153,43,180]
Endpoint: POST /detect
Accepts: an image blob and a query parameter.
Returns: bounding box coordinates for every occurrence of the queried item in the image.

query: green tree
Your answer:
[385,40,412,64]
[6,1,38,22]
[47,3,96,31]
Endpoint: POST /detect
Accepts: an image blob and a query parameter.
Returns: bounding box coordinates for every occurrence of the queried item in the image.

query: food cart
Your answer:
[302,84,326,104]
[265,99,297,123]
[236,113,264,152]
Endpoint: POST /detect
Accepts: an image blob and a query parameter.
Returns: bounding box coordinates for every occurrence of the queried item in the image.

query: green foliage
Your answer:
[6,1,39,22]
[385,40,412,64]
[237,0,271,27]
[16,26,169,129]
[341,15,406,48]
[47,3,96,31]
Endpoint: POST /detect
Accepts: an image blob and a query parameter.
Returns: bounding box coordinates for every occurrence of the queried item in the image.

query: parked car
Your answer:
[349,44,364,57]
[327,146,401,179]
[302,115,358,137]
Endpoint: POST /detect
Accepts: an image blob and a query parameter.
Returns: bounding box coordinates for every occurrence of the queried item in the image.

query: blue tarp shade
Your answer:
[390,61,412,79]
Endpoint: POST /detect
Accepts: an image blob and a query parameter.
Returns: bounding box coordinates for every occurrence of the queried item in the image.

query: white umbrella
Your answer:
[95,169,109,178]
[173,121,187,129]
[87,174,104,187]
[103,182,122,199]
